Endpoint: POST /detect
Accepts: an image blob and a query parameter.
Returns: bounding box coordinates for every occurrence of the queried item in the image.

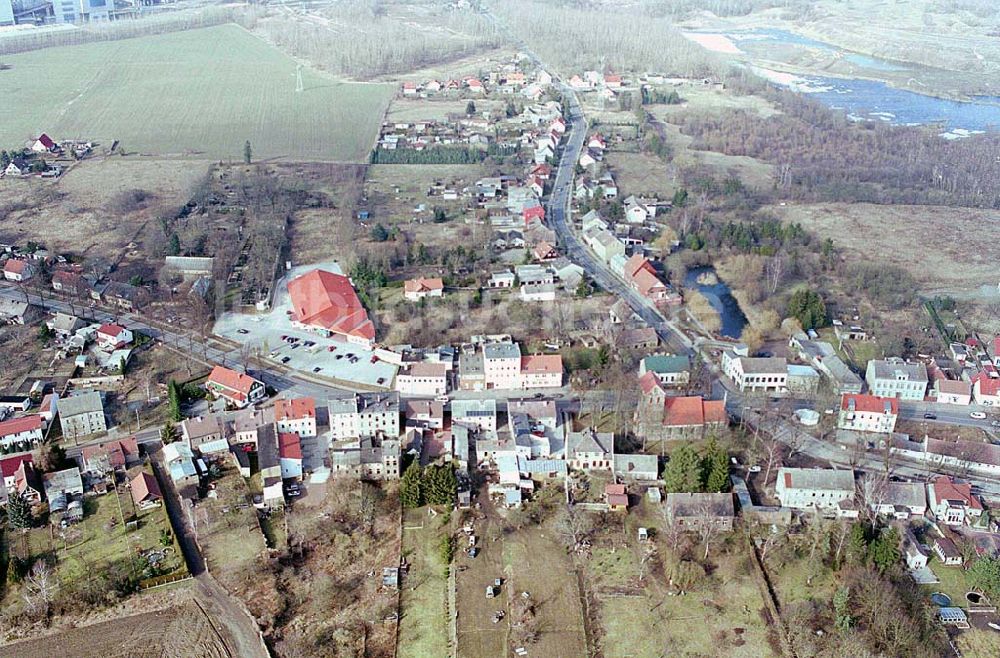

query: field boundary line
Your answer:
[193,597,235,658]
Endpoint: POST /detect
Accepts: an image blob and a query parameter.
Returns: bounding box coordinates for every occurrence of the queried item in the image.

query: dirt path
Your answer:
[152,452,270,658]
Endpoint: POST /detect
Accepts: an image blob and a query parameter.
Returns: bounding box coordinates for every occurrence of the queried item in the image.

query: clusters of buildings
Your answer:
[457,339,562,392]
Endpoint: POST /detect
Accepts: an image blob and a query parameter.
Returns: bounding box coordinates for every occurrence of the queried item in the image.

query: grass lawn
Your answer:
[1,474,185,609]
[0,24,393,161]
[957,627,1000,658]
[922,557,970,607]
[398,507,450,658]
[197,466,265,589]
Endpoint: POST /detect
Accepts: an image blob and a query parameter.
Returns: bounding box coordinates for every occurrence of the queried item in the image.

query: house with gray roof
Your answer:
[614,454,659,481]
[452,398,498,432]
[566,428,614,471]
[866,358,928,401]
[58,391,106,439]
[664,492,735,531]
[775,467,856,516]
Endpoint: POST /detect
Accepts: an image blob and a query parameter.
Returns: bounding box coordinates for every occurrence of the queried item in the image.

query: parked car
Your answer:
[313,367,322,373]
[280,356,291,364]
[237,328,250,335]
[923,412,937,420]
[328,345,338,352]
[971,411,987,420]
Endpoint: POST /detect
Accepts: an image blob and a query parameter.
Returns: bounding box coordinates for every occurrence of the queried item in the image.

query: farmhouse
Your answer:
[80,437,140,475]
[0,297,41,325]
[566,428,614,471]
[287,269,376,349]
[870,481,927,519]
[181,415,226,450]
[31,133,58,153]
[972,372,1000,406]
[3,259,37,282]
[403,277,444,302]
[664,493,736,531]
[206,366,266,409]
[613,453,659,481]
[935,379,972,406]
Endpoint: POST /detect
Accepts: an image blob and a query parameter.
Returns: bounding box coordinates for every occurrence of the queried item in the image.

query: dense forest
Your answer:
[680,76,1000,208]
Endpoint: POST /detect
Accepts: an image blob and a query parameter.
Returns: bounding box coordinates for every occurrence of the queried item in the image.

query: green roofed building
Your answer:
[638,354,691,386]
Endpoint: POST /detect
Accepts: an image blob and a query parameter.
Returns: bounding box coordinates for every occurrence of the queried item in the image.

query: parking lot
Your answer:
[214,261,398,389]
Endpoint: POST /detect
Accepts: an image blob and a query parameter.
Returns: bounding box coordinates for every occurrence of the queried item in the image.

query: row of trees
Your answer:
[370,147,486,165]
[399,463,458,508]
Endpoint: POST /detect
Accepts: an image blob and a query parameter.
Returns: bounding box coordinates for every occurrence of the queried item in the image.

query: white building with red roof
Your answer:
[275,397,317,438]
[1,453,33,492]
[837,393,898,434]
[403,277,444,302]
[278,432,303,480]
[205,366,266,409]
[972,372,1000,406]
[95,323,133,351]
[520,354,562,389]
[31,133,57,153]
[0,414,44,449]
[3,259,36,282]
[287,269,376,349]
[927,475,983,526]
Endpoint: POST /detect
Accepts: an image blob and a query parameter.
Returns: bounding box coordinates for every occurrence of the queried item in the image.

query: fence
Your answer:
[139,571,193,590]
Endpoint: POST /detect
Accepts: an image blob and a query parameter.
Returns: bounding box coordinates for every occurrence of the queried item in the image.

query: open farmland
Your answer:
[2,600,235,658]
[0,24,392,161]
[772,202,1000,293]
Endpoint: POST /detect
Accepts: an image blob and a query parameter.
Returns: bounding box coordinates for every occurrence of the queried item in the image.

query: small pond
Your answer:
[684,266,748,339]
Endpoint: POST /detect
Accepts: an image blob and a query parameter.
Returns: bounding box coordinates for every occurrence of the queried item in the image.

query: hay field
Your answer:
[772,202,1000,293]
[0,24,392,161]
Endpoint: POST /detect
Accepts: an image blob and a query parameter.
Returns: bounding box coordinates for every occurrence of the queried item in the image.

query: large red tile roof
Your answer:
[207,366,259,401]
[0,414,43,437]
[404,277,443,294]
[521,354,562,374]
[662,396,726,427]
[287,269,375,341]
[130,471,162,504]
[932,476,982,510]
[275,397,316,421]
[840,393,898,415]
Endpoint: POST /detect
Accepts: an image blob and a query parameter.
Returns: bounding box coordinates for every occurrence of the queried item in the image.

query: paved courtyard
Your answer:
[214,261,398,390]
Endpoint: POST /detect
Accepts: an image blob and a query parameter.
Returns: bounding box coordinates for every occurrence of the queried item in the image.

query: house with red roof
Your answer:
[972,372,1000,406]
[12,460,43,503]
[523,204,545,225]
[0,414,44,450]
[401,81,418,96]
[530,163,553,180]
[526,175,545,197]
[928,475,983,526]
[622,255,678,306]
[287,269,376,349]
[81,437,140,475]
[96,323,133,351]
[3,259,36,282]
[587,133,607,151]
[205,366,266,409]
[837,393,898,434]
[532,241,558,262]
[403,277,444,302]
[1,453,33,492]
[465,78,485,93]
[130,471,162,509]
[51,269,85,294]
[520,354,563,389]
[604,74,623,88]
[991,336,1000,367]
[275,397,317,438]
[605,483,629,512]
[31,133,57,153]
[278,432,303,480]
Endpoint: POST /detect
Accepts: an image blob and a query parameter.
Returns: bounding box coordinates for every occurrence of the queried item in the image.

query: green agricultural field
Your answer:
[0,24,393,161]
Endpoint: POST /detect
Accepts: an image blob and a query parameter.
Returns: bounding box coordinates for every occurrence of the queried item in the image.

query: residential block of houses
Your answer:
[328,393,400,440]
[58,392,107,439]
[0,414,45,450]
[275,397,318,438]
[927,476,983,526]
